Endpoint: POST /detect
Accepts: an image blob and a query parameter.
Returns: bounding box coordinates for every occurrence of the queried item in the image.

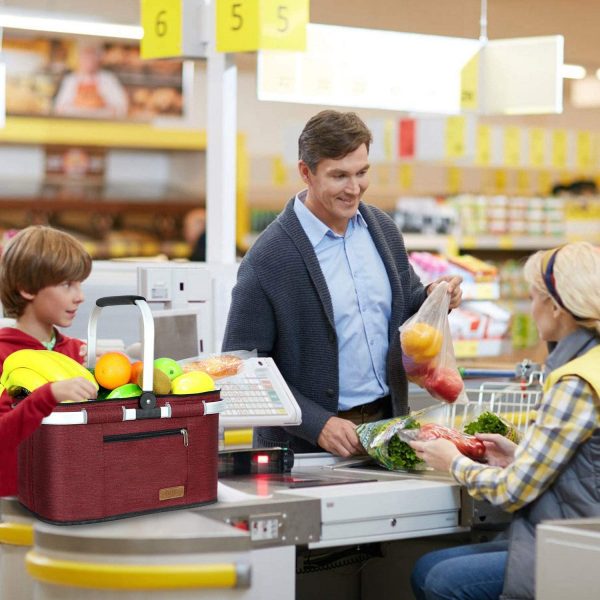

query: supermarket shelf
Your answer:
[0,116,206,150]
[457,235,564,250]
[461,281,500,301]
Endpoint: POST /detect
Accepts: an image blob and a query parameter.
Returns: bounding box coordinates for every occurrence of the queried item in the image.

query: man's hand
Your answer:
[476,433,517,467]
[427,275,463,309]
[50,378,98,404]
[317,416,364,457]
[409,438,461,472]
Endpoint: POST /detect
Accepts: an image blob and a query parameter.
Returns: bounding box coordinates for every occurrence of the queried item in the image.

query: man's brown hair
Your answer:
[298,110,373,173]
[0,226,92,318]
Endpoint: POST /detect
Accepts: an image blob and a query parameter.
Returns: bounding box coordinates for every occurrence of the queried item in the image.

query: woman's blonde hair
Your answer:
[0,226,92,318]
[523,242,600,336]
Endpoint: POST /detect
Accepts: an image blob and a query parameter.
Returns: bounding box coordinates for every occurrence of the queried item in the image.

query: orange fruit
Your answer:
[94,352,132,390]
[129,361,144,384]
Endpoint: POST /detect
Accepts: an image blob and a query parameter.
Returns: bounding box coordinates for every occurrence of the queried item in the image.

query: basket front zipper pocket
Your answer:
[104,428,189,446]
[101,426,190,513]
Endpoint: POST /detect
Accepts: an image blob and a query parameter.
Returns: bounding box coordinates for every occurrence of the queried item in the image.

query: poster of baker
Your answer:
[4,36,184,120]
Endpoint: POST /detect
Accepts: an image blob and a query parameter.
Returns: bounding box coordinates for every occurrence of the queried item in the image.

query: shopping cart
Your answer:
[415,368,545,436]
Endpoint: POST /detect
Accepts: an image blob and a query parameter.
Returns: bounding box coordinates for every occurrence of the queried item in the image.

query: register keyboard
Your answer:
[218,357,302,428]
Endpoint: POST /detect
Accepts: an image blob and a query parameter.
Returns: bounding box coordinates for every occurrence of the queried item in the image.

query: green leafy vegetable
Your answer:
[357,416,424,471]
[464,411,508,436]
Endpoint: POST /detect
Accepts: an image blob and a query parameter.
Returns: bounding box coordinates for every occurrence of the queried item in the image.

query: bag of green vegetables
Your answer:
[356,415,425,471]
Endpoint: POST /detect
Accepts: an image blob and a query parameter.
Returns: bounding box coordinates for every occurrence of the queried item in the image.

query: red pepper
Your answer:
[419,423,486,461]
[423,366,464,403]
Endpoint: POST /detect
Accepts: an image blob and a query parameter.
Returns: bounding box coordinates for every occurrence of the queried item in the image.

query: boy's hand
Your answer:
[50,378,98,404]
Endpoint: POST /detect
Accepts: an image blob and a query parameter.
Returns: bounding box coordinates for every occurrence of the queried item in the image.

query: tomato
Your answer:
[424,366,463,404]
[400,322,443,362]
[402,353,434,386]
[419,423,486,461]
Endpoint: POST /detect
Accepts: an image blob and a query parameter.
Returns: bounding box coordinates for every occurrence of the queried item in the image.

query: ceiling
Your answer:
[7,0,599,66]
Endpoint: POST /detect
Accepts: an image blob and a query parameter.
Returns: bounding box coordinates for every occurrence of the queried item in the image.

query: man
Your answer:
[222,110,461,456]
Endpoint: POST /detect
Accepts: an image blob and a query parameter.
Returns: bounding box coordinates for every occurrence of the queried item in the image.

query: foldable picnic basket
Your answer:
[17,295,224,524]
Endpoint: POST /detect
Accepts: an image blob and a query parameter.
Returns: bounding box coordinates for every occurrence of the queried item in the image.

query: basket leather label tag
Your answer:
[159,485,185,501]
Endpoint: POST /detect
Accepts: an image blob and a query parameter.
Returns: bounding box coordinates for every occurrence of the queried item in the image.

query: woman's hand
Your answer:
[476,433,517,467]
[409,438,461,472]
[50,377,98,404]
[427,275,463,309]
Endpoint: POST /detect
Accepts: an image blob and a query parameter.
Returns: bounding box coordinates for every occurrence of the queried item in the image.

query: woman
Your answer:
[410,242,600,600]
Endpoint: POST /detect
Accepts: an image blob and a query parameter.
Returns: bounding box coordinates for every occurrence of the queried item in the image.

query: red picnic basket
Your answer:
[17,295,224,524]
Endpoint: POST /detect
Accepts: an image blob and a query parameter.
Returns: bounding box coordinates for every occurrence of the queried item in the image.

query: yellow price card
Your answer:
[503,127,521,167]
[475,125,491,166]
[576,131,592,169]
[217,0,309,53]
[552,129,568,168]
[516,170,530,194]
[447,166,462,194]
[445,116,466,159]
[398,164,413,190]
[141,0,182,59]
[529,128,546,167]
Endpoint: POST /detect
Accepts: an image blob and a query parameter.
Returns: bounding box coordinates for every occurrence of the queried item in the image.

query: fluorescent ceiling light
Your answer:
[0,7,142,40]
[561,64,586,79]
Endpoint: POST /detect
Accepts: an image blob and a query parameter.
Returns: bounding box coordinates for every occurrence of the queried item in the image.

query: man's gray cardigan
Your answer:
[222,197,427,452]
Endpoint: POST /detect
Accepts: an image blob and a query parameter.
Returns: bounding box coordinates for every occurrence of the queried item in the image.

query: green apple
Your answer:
[171,371,215,394]
[106,383,142,399]
[154,357,183,381]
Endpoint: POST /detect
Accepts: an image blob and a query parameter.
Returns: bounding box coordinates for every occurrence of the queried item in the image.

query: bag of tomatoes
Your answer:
[399,281,466,404]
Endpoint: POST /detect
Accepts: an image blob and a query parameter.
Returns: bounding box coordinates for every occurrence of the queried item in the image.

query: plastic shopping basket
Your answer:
[18,296,225,525]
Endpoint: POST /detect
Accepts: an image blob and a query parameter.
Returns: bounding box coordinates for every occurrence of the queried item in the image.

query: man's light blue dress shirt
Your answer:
[294,192,392,410]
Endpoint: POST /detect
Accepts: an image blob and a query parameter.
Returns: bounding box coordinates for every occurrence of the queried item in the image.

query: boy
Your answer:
[0,226,98,496]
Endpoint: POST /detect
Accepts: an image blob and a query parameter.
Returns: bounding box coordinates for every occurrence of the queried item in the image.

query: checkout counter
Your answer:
[1,452,472,600]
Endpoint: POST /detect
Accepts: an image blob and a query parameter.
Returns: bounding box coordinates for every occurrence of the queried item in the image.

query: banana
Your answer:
[4,367,49,396]
[1,350,98,391]
[41,351,98,388]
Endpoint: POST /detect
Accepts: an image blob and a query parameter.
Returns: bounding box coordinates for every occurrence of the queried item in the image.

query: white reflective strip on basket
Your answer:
[122,406,172,421]
[42,409,88,426]
[203,400,226,415]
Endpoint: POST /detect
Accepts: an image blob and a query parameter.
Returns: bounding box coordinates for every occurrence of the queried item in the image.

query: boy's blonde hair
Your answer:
[0,226,92,318]
[523,242,600,337]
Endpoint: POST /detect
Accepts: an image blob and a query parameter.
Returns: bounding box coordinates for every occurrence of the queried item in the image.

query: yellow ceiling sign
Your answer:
[141,0,182,59]
[217,0,309,53]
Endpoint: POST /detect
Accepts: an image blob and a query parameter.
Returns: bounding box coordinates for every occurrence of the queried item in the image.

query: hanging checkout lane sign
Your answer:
[216,0,309,53]
[141,0,210,59]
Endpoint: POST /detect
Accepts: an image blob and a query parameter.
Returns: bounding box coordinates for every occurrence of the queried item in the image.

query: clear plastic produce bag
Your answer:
[399,281,467,404]
[356,414,427,471]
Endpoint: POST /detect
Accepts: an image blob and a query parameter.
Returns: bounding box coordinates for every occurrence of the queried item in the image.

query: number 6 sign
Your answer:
[216,0,309,53]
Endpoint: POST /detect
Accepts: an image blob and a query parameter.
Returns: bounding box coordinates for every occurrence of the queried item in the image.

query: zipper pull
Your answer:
[180,428,189,447]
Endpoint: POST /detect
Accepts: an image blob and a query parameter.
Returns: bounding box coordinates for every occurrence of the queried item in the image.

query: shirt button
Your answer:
[326,389,335,398]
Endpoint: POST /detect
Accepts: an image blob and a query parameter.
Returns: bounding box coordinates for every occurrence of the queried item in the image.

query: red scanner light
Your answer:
[255,454,270,465]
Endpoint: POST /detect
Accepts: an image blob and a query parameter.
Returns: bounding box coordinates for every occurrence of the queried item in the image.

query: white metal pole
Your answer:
[205,0,237,264]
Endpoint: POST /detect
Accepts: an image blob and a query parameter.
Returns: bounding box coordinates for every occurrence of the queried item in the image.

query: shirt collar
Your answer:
[293,190,367,248]
[545,328,600,373]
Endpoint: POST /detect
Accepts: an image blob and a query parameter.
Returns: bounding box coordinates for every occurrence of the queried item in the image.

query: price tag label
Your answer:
[398,164,413,190]
[475,125,491,166]
[529,128,546,167]
[576,131,592,169]
[454,340,479,359]
[503,126,521,167]
[552,129,568,168]
[447,166,462,194]
[217,0,308,53]
[141,0,182,59]
[445,116,466,159]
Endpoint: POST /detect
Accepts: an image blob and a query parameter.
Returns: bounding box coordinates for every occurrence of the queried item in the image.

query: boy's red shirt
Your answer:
[0,328,84,496]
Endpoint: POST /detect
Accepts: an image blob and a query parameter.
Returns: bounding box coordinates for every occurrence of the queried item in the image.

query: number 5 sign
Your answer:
[217,0,309,53]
